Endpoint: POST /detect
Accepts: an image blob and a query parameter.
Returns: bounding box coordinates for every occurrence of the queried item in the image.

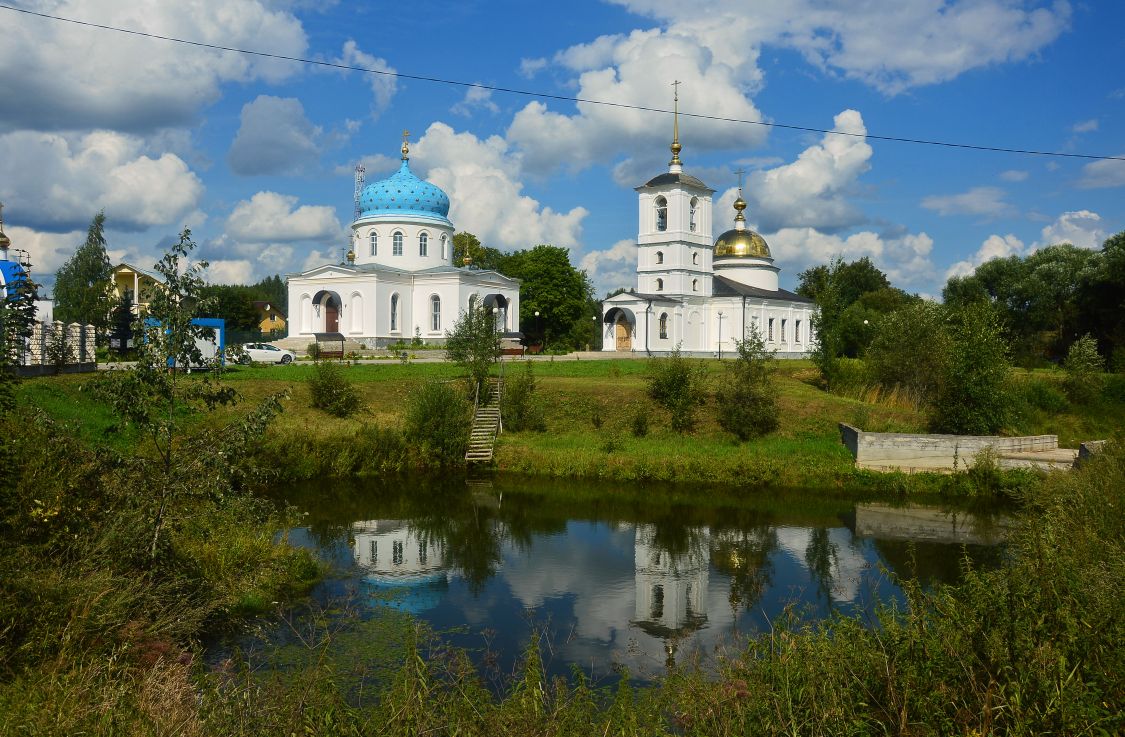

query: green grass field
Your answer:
[16,357,1121,490]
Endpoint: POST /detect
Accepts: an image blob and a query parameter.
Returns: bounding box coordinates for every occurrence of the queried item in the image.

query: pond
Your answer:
[235,475,1011,684]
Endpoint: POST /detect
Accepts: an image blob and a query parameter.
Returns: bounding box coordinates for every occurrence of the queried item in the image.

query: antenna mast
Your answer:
[353,163,366,221]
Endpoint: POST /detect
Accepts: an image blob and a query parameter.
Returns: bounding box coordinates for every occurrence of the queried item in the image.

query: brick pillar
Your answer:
[68,323,82,364]
[86,325,97,364]
[29,321,44,365]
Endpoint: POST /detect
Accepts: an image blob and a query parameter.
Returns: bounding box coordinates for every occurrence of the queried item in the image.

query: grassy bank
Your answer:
[21,357,1111,495]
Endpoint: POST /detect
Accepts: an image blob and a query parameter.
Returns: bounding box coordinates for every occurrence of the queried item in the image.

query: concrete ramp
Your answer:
[853,502,1011,545]
[839,424,1078,473]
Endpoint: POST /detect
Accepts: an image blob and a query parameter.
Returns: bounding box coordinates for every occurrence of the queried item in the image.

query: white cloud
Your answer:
[207,259,255,284]
[741,109,872,233]
[921,186,1014,218]
[0,0,307,133]
[451,85,500,117]
[518,57,548,78]
[1038,210,1105,249]
[0,130,204,232]
[333,41,398,117]
[225,192,343,243]
[1071,118,1098,133]
[412,122,588,250]
[999,169,1029,182]
[227,96,322,176]
[580,239,637,294]
[767,227,935,289]
[4,226,85,276]
[945,233,1026,279]
[610,0,1071,95]
[506,24,768,176]
[1078,156,1125,189]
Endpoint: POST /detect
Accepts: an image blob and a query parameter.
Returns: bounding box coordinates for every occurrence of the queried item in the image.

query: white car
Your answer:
[239,343,295,365]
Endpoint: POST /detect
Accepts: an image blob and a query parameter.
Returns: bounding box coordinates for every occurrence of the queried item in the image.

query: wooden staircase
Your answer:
[466,378,503,463]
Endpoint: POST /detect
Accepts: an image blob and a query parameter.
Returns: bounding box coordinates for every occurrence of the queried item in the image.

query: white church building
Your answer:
[601,106,815,356]
[286,135,520,347]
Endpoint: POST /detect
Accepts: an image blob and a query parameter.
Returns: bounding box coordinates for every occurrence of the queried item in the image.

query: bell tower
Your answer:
[635,82,714,298]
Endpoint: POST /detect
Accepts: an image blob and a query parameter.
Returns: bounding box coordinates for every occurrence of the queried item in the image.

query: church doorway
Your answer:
[325,299,339,333]
[615,317,632,351]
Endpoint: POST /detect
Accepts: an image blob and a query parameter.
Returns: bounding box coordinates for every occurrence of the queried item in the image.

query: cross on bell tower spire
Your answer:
[401,129,411,161]
[669,80,683,172]
[733,168,748,229]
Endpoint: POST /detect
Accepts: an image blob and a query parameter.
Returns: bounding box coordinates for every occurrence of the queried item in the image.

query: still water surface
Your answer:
[258,475,1009,682]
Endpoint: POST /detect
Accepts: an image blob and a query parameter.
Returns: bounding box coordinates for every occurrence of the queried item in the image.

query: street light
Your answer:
[591,314,598,352]
[717,310,724,360]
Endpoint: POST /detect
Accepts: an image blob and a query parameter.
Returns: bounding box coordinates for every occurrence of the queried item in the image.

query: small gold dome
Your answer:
[714,228,771,259]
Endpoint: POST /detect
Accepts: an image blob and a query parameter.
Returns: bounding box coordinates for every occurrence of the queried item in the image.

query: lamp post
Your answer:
[534,310,541,347]
[717,310,724,360]
[591,315,598,352]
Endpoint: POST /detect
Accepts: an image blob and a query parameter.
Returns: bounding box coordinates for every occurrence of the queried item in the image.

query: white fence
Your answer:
[17,321,97,375]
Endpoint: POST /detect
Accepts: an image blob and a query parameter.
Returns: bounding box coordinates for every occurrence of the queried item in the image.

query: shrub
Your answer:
[630,409,649,437]
[306,342,320,360]
[646,345,707,433]
[445,303,500,389]
[866,301,949,406]
[591,407,604,429]
[501,361,545,432]
[1063,334,1104,404]
[930,302,1013,435]
[1111,345,1125,374]
[308,361,361,417]
[714,329,779,441]
[403,381,471,465]
[1020,377,1069,413]
[1103,374,1125,404]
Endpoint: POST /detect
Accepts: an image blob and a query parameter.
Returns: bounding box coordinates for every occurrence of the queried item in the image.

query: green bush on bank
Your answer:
[307,360,362,417]
[501,361,546,432]
[403,380,472,465]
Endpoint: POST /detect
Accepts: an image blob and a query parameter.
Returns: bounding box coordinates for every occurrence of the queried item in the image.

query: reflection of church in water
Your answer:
[632,524,710,664]
[351,520,450,614]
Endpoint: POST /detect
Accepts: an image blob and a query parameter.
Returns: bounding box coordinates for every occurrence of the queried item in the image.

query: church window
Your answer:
[651,584,665,619]
[418,542,427,565]
[768,318,775,341]
[655,251,664,265]
[692,278,698,292]
[441,234,448,260]
[419,232,428,256]
[692,251,699,265]
[655,196,668,232]
[431,295,441,331]
[659,313,668,339]
[392,540,404,565]
[393,231,403,256]
[795,319,802,342]
[781,318,788,342]
[369,540,376,562]
[370,231,377,256]
[390,294,399,331]
[689,197,698,232]
[656,278,664,292]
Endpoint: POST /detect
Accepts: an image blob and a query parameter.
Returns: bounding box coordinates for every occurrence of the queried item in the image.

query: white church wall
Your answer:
[352,219,454,271]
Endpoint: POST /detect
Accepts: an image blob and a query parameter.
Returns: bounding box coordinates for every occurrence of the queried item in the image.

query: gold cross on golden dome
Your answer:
[669,80,682,166]
[401,129,411,160]
[735,167,746,192]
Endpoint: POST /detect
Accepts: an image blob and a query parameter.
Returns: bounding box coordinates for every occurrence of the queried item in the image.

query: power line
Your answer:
[2,3,1122,163]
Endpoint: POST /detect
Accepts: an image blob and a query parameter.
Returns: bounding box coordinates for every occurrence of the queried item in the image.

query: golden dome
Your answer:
[714,228,771,259]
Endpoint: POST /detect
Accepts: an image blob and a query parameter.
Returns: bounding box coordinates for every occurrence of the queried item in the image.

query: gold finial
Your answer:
[346,247,356,264]
[733,168,747,228]
[669,80,682,168]
[0,202,10,251]
[401,129,411,161]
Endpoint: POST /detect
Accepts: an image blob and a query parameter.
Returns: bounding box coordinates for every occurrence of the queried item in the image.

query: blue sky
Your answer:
[1,0,1122,298]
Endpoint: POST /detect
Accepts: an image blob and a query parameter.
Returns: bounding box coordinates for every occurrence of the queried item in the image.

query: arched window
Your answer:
[419,232,428,257]
[692,251,699,265]
[468,293,478,310]
[689,197,698,232]
[390,294,399,331]
[430,295,441,331]
[692,278,698,292]
[369,231,378,256]
[659,312,668,339]
[655,196,668,232]
[795,319,802,343]
[656,278,664,292]
[441,234,448,260]
[392,231,403,256]
[655,250,664,265]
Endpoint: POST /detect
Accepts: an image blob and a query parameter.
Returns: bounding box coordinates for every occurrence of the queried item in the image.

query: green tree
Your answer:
[930,302,1013,435]
[714,328,779,440]
[199,284,261,334]
[0,262,39,414]
[1063,333,1104,405]
[646,345,707,433]
[53,212,113,329]
[250,274,287,314]
[445,302,501,389]
[866,300,950,406]
[403,380,472,465]
[92,229,254,561]
[1077,230,1125,360]
[453,231,505,270]
[500,245,594,349]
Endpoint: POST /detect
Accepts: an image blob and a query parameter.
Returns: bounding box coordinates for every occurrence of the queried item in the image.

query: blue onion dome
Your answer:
[358,159,450,222]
